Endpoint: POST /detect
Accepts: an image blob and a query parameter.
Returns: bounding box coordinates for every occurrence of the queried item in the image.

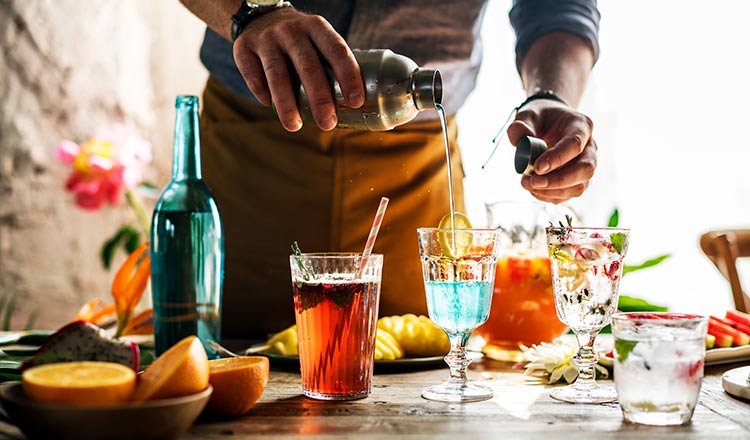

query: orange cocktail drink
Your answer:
[290,253,382,400]
[475,255,567,348]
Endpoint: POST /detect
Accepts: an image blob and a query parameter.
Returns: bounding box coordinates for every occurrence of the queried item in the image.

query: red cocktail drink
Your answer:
[290,254,382,400]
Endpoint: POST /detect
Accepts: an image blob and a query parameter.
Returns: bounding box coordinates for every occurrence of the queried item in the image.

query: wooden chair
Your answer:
[700,230,750,312]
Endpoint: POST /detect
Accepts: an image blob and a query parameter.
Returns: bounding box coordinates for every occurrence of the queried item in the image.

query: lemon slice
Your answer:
[437,212,473,230]
[437,212,473,258]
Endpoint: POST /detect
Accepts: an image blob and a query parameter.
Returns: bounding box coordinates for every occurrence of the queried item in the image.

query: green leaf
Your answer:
[100,225,142,269]
[617,295,668,312]
[0,330,52,346]
[0,372,21,383]
[622,254,671,277]
[2,296,16,331]
[607,208,620,227]
[615,339,638,362]
[125,229,141,253]
[22,311,38,331]
[610,232,627,254]
[137,347,155,372]
[137,181,160,195]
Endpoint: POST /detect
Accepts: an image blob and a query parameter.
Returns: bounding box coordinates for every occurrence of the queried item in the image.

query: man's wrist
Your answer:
[516,90,568,111]
[231,0,292,42]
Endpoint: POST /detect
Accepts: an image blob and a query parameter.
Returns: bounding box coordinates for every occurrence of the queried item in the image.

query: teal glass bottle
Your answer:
[150,95,223,358]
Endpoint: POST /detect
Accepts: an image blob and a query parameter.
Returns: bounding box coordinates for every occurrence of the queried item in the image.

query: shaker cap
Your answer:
[515,135,547,175]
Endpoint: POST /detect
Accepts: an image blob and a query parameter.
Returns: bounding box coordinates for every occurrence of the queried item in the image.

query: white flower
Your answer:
[521,340,609,384]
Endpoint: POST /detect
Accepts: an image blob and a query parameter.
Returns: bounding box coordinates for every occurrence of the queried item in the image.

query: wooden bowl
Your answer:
[0,382,212,440]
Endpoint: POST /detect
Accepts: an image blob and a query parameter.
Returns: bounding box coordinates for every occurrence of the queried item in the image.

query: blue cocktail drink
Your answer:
[417,227,500,403]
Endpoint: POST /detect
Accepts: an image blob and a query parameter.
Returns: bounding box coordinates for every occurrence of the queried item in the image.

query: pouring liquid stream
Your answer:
[436,104,457,255]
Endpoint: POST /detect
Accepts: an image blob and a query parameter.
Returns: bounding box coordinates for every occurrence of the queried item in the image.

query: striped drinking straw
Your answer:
[355,197,389,279]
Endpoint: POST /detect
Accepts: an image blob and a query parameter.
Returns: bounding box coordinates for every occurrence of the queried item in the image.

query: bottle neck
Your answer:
[411,68,442,111]
[172,96,202,181]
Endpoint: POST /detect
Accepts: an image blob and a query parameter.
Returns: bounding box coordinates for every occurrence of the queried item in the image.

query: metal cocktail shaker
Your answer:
[296,49,442,131]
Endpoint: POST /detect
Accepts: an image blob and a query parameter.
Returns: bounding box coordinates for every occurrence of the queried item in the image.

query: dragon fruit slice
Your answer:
[21,321,139,371]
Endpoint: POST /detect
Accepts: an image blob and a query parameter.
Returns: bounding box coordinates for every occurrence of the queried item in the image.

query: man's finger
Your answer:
[506,118,535,146]
[307,16,364,108]
[235,50,271,106]
[525,145,597,190]
[259,46,302,132]
[533,114,593,174]
[285,37,337,130]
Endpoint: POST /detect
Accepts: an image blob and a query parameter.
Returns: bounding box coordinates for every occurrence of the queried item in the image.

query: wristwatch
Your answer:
[231,0,292,41]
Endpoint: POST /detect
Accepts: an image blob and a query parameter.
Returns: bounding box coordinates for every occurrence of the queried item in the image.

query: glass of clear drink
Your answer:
[612,312,707,425]
[546,226,629,403]
[290,253,383,401]
[417,227,501,403]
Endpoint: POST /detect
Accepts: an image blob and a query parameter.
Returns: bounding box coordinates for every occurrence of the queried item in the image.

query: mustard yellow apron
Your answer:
[200,76,465,338]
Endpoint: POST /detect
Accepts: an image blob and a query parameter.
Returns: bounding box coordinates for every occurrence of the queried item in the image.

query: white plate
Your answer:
[722,366,750,401]
[705,345,750,366]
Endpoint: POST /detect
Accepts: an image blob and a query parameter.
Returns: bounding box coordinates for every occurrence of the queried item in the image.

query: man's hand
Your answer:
[507,99,597,203]
[232,8,365,132]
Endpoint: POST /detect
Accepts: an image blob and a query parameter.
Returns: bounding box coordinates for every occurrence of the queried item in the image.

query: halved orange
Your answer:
[131,336,209,401]
[206,356,269,417]
[22,361,136,407]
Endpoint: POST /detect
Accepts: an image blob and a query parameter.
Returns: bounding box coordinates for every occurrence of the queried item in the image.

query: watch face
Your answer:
[248,0,279,6]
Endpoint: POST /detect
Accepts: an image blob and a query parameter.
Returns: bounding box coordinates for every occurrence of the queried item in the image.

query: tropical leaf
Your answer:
[622,254,671,277]
[2,296,16,332]
[100,225,142,270]
[607,208,620,227]
[617,295,668,312]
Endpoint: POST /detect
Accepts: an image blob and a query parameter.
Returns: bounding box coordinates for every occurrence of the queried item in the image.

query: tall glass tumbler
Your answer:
[612,312,707,425]
[290,253,382,401]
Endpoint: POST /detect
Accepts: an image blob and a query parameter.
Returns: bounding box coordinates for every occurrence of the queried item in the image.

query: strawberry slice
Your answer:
[680,359,704,385]
[575,247,600,261]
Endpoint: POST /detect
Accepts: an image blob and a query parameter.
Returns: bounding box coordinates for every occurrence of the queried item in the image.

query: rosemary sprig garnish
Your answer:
[548,214,573,238]
[291,241,313,282]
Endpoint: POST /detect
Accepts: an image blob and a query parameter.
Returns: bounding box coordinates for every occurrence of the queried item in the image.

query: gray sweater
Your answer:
[200,0,600,117]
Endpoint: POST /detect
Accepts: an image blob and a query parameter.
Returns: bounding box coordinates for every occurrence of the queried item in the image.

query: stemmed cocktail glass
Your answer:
[417,227,501,403]
[546,226,629,403]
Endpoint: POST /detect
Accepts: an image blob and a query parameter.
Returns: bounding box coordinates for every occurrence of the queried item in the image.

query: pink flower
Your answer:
[55,124,152,211]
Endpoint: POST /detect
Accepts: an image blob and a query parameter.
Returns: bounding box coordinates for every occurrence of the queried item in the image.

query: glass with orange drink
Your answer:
[474,202,572,349]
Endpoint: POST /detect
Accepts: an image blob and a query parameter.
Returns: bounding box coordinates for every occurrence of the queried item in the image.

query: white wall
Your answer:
[458,0,750,315]
[0,0,207,328]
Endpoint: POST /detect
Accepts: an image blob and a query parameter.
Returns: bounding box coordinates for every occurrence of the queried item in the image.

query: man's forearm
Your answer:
[518,32,595,108]
[179,0,239,41]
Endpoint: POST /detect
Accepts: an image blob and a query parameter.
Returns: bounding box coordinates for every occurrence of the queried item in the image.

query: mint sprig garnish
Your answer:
[615,339,638,362]
[610,232,627,254]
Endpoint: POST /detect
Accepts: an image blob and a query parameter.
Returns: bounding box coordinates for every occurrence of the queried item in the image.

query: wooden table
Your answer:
[182,359,750,439]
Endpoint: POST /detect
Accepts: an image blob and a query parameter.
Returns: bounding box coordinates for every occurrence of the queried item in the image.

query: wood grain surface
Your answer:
[0,358,747,439]
[184,359,750,440]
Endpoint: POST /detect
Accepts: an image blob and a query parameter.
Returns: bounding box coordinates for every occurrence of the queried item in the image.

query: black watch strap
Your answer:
[516,90,568,111]
[231,1,291,42]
